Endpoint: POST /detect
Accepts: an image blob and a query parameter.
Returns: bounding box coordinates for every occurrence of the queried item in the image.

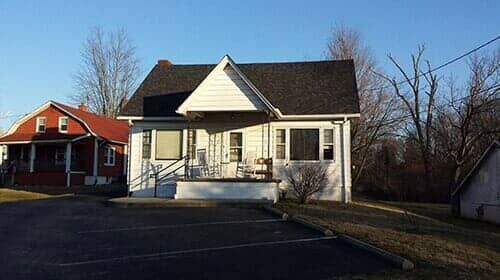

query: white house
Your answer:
[452,141,500,224]
[118,55,360,203]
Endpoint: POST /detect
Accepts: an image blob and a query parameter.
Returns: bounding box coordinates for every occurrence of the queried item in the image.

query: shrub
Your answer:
[285,164,328,204]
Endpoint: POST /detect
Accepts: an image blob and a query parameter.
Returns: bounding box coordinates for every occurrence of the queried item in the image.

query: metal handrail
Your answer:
[152,155,189,197]
[152,155,188,177]
[157,164,186,182]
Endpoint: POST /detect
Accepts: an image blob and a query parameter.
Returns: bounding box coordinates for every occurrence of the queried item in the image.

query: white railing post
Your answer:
[29,143,36,173]
[65,142,72,187]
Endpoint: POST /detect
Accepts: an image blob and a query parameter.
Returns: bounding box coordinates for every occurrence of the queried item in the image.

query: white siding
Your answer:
[127,117,352,202]
[460,148,500,224]
[181,65,266,112]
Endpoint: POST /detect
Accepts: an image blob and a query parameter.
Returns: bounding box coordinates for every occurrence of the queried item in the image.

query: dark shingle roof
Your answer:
[120,59,359,117]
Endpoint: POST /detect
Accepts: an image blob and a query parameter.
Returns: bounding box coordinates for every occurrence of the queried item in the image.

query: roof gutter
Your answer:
[278,113,360,120]
[117,116,187,121]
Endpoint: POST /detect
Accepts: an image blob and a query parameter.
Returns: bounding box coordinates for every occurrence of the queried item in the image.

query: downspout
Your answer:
[127,120,133,197]
[267,111,271,160]
[340,116,350,203]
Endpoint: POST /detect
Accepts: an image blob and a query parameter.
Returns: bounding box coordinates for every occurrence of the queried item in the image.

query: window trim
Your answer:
[289,128,320,161]
[322,128,335,161]
[142,130,152,160]
[155,129,183,160]
[229,131,244,162]
[188,129,197,160]
[58,117,69,133]
[104,146,116,166]
[36,117,46,133]
[274,129,286,160]
[55,147,66,165]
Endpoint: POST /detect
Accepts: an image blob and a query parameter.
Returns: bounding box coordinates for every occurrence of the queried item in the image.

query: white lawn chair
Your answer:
[237,151,257,178]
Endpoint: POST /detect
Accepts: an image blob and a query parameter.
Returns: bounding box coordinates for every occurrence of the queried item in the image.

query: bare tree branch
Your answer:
[71,27,140,118]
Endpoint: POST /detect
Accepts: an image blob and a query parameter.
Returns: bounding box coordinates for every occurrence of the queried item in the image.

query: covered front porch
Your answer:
[1,139,92,186]
[129,110,279,200]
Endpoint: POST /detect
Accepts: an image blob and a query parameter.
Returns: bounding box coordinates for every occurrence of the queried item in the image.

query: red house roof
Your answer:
[52,102,129,143]
[0,101,129,144]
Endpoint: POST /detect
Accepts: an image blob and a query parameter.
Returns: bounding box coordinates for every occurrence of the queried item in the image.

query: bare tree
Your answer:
[379,46,439,195]
[434,49,500,189]
[326,23,402,185]
[285,164,329,204]
[72,27,140,118]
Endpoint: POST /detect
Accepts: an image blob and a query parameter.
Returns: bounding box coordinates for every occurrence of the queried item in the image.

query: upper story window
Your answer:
[36,117,46,133]
[59,117,68,133]
[104,146,116,166]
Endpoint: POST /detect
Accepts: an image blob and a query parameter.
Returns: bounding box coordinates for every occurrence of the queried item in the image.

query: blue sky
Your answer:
[0,0,499,129]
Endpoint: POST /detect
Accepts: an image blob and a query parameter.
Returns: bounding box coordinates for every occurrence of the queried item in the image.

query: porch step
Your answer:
[107,197,273,208]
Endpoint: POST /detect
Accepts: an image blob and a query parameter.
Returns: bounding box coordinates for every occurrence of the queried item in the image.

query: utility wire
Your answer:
[363,35,500,92]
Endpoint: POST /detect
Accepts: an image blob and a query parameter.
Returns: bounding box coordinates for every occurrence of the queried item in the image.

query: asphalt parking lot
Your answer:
[0,196,395,279]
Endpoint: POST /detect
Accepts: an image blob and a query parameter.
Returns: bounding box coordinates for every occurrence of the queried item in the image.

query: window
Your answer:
[323,129,334,160]
[55,147,66,165]
[275,129,286,159]
[187,130,197,159]
[20,146,30,162]
[104,146,116,166]
[229,132,243,162]
[36,117,46,133]
[290,129,319,160]
[156,130,182,160]
[142,130,152,159]
[59,117,68,133]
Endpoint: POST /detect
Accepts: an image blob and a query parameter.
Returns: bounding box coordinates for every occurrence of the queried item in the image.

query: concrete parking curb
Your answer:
[261,206,334,236]
[107,198,273,208]
[262,206,289,220]
[338,234,414,271]
[263,206,413,271]
[289,216,334,236]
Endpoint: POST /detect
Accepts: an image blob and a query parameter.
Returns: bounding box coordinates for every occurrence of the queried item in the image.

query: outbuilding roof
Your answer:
[452,141,500,197]
[120,57,359,118]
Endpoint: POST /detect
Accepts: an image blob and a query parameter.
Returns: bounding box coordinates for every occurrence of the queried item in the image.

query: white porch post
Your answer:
[29,143,36,173]
[93,138,98,177]
[65,142,72,187]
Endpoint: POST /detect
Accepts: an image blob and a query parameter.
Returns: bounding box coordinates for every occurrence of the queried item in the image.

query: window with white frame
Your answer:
[290,129,319,160]
[36,117,46,133]
[55,147,66,165]
[142,130,152,159]
[156,130,182,160]
[275,129,286,159]
[229,132,243,162]
[187,129,197,160]
[104,146,116,166]
[323,129,334,160]
[58,117,68,133]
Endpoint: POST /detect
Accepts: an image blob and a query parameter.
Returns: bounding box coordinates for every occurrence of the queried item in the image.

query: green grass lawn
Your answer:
[0,188,51,203]
[277,199,500,279]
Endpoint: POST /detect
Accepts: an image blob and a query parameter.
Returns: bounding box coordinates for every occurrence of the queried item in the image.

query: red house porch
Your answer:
[0,101,129,187]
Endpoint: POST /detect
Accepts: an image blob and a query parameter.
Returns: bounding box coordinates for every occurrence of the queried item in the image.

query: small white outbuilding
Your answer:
[452,141,500,224]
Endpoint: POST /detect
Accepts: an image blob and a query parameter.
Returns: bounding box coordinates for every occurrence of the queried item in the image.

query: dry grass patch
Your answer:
[0,188,51,203]
[278,199,500,279]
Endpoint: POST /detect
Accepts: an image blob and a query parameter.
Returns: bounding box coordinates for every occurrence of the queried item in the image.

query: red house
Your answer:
[0,101,129,187]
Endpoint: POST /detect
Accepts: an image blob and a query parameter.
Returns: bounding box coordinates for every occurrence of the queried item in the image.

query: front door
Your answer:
[225,131,243,178]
